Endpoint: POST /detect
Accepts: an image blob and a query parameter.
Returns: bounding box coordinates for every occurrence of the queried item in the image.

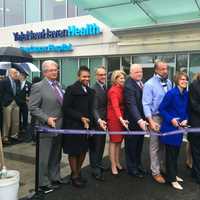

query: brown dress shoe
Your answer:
[153,174,166,184]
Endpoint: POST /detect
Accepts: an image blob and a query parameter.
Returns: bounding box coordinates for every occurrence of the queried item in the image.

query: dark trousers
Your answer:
[165,144,180,182]
[189,134,200,183]
[125,135,144,173]
[20,104,28,131]
[89,134,106,173]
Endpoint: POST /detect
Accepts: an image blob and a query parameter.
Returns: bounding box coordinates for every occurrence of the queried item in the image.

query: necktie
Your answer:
[12,80,16,95]
[102,84,106,91]
[52,81,63,105]
[138,81,143,89]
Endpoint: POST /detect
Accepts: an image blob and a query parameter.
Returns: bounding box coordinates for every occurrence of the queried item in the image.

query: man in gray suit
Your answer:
[29,60,65,193]
[89,66,107,181]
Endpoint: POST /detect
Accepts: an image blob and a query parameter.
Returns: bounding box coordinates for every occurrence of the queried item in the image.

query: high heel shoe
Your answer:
[171,181,183,190]
[176,176,183,182]
[117,166,125,173]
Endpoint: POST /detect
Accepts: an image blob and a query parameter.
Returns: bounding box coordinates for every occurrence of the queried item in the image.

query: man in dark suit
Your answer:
[0,68,21,144]
[18,71,32,135]
[89,66,107,181]
[124,64,148,178]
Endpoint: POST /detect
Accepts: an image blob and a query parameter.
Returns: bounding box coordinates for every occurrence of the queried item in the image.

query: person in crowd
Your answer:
[18,71,32,136]
[62,66,95,188]
[107,70,128,176]
[0,67,21,145]
[89,66,107,181]
[159,72,189,190]
[124,64,148,178]
[142,60,172,183]
[188,72,200,185]
[29,60,65,194]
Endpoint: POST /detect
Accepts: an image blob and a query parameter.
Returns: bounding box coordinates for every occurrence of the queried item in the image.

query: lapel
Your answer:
[6,78,14,95]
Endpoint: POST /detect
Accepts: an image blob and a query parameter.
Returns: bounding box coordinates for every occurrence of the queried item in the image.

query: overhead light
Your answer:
[55,0,64,2]
[0,7,10,12]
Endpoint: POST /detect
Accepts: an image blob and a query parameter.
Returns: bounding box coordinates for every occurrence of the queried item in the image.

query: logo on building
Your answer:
[20,43,73,53]
[13,23,102,42]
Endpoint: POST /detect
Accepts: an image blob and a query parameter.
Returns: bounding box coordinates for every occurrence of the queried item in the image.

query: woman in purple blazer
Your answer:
[159,72,189,190]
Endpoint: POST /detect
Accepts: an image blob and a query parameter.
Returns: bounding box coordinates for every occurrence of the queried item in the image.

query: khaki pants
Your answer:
[2,100,19,139]
[149,115,165,176]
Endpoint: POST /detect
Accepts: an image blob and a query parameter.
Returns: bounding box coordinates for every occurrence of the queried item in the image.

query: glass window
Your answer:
[176,54,188,73]
[42,0,66,21]
[133,55,154,64]
[190,54,200,80]
[122,56,131,75]
[155,54,175,63]
[26,0,40,23]
[5,0,25,26]
[67,0,76,17]
[89,57,103,86]
[61,58,78,87]
[79,58,88,67]
[107,57,120,87]
[77,7,88,16]
[0,0,3,27]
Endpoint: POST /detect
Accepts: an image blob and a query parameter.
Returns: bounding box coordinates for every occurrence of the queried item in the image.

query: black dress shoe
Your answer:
[39,185,56,194]
[129,171,144,178]
[52,178,70,186]
[92,172,105,181]
[71,177,85,188]
[138,167,147,175]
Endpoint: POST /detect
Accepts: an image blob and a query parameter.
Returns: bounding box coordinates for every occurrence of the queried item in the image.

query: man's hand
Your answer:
[119,117,129,130]
[138,120,149,131]
[180,120,188,127]
[81,117,90,129]
[98,119,107,131]
[47,117,57,128]
[149,120,160,132]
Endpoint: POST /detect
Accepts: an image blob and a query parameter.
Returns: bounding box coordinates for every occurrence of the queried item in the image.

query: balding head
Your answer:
[42,60,58,80]
[8,68,19,80]
[130,64,143,81]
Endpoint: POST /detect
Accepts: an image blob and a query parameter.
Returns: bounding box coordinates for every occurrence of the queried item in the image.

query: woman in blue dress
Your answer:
[159,72,189,190]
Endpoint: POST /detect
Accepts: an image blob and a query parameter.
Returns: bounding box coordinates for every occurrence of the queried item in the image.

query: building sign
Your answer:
[20,43,73,53]
[13,23,102,42]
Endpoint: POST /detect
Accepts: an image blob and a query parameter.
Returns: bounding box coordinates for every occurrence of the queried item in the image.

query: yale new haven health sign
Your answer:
[13,23,102,53]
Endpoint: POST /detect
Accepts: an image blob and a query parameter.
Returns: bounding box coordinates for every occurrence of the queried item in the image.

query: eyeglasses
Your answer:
[97,73,106,76]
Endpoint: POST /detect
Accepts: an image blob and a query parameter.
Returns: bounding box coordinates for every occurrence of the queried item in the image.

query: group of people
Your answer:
[26,59,200,194]
[0,65,32,145]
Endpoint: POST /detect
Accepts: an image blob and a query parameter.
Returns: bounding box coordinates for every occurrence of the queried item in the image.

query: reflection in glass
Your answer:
[176,54,188,73]
[122,56,130,75]
[5,0,25,26]
[77,7,88,16]
[0,0,3,27]
[26,0,40,23]
[42,0,66,20]
[67,0,76,17]
[190,54,200,80]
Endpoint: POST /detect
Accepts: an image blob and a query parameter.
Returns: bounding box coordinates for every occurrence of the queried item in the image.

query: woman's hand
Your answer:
[81,117,90,129]
[119,117,129,130]
[171,118,179,127]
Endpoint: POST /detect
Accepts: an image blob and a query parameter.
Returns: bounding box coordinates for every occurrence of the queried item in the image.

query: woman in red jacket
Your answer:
[107,70,129,175]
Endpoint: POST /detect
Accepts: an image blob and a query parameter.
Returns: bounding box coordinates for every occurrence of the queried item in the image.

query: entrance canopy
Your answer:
[74,0,200,29]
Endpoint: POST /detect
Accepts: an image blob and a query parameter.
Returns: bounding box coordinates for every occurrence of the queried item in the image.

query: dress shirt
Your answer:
[142,74,172,118]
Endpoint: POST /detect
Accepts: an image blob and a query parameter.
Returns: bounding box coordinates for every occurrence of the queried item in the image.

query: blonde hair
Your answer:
[111,70,126,84]
[173,72,189,86]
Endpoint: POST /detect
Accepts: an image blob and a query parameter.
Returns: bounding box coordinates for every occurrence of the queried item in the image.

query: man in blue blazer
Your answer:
[124,64,148,178]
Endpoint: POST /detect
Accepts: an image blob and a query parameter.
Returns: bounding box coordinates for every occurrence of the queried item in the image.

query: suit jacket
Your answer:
[189,79,200,127]
[62,81,95,130]
[17,80,32,106]
[28,78,63,129]
[159,86,189,146]
[124,77,144,130]
[0,77,21,107]
[92,82,107,123]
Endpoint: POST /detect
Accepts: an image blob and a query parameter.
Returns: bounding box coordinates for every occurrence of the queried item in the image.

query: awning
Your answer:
[73,0,200,29]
